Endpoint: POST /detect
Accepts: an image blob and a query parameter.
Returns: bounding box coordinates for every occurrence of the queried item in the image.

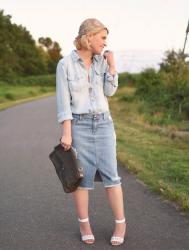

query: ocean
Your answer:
[114,49,165,73]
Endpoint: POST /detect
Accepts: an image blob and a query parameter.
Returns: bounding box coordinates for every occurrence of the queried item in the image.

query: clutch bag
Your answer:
[49,143,84,193]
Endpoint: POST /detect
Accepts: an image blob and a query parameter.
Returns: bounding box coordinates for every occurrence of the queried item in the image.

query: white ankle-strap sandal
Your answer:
[110,218,126,246]
[78,217,95,244]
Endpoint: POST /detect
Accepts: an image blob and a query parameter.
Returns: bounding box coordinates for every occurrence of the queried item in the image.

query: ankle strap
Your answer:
[78,217,89,222]
[115,218,125,223]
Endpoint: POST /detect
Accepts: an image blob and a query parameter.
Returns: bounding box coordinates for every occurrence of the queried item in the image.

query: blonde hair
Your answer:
[73,18,109,50]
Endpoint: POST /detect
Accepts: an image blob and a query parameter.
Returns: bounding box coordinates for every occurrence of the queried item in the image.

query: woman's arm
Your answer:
[103,51,118,96]
[56,59,73,150]
[56,59,73,123]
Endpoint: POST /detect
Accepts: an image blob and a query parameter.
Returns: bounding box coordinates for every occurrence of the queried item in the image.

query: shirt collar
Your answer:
[71,49,101,63]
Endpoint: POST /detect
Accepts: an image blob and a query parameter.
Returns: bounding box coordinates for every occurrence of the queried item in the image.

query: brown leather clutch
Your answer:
[49,144,84,193]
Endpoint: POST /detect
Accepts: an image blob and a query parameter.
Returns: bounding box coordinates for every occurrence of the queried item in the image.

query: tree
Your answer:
[38,37,62,73]
[159,50,189,117]
[0,9,63,80]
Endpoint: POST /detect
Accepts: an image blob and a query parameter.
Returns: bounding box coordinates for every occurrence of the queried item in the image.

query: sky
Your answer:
[1,0,189,57]
[1,0,189,73]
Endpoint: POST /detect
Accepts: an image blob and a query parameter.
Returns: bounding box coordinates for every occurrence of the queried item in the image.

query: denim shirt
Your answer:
[56,49,119,124]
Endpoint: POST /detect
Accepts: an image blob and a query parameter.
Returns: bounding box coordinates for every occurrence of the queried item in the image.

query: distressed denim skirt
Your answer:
[71,111,122,190]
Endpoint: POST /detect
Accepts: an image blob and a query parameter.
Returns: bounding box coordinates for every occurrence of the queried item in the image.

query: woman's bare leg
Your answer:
[72,188,94,243]
[105,185,126,242]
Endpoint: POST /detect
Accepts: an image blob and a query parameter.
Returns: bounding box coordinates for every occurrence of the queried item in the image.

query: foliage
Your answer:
[4,74,55,86]
[0,9,62,81]
[123,49,189,121]
[118,72,140,87]
[159,50,189,118]
[38,37,62,73]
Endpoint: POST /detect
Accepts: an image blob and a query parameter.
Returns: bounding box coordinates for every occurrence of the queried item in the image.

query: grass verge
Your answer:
[109,86,189,213]
[0,85,55,110]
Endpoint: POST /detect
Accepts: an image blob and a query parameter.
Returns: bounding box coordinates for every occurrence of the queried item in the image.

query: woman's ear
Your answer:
[86,34,93,48]
[87,32,93,43]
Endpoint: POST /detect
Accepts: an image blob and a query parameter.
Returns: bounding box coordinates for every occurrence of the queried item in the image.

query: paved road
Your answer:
[0,96,189,250]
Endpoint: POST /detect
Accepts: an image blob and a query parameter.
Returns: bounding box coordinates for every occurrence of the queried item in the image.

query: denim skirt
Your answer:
[71,111,122,190]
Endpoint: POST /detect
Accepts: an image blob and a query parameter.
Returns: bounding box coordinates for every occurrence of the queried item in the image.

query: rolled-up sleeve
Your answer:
[103,63,119,96]
[56,59,73,124]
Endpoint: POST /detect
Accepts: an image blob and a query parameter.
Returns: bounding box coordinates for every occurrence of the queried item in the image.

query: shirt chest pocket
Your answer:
[67,75,87,92]
[95,69,105,85]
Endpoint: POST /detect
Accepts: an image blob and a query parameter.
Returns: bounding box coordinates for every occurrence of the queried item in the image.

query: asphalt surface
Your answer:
[0,95,189,250]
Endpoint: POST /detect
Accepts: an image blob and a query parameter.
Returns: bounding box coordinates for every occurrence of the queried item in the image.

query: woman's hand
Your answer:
[60,134,72,151]
[60,120,72,151]
[103,50,115,67]
[103,50,116,75]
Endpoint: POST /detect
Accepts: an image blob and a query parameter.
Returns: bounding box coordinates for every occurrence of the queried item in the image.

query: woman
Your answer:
[56,18,127,246]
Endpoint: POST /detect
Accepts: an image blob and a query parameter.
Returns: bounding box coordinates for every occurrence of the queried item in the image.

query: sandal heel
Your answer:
[78,217,95,244]
[110,218,126,246]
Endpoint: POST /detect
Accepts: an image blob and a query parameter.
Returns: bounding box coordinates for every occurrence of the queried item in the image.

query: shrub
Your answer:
[133,50,189,121]
[5,74,55,86]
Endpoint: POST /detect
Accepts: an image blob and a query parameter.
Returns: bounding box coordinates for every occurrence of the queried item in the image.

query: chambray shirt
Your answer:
[56,49,119,124]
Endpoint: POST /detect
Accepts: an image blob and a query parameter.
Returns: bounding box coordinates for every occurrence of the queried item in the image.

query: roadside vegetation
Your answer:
[110,50,189,213]
[0,75,55,110]
[0,9,58,109]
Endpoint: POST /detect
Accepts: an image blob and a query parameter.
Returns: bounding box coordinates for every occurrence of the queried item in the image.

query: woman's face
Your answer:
[89,29,108,55]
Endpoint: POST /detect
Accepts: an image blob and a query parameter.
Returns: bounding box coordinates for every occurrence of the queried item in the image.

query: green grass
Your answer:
[1,74,55,86]
[0,84,55,110]
[109,85,189,213]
